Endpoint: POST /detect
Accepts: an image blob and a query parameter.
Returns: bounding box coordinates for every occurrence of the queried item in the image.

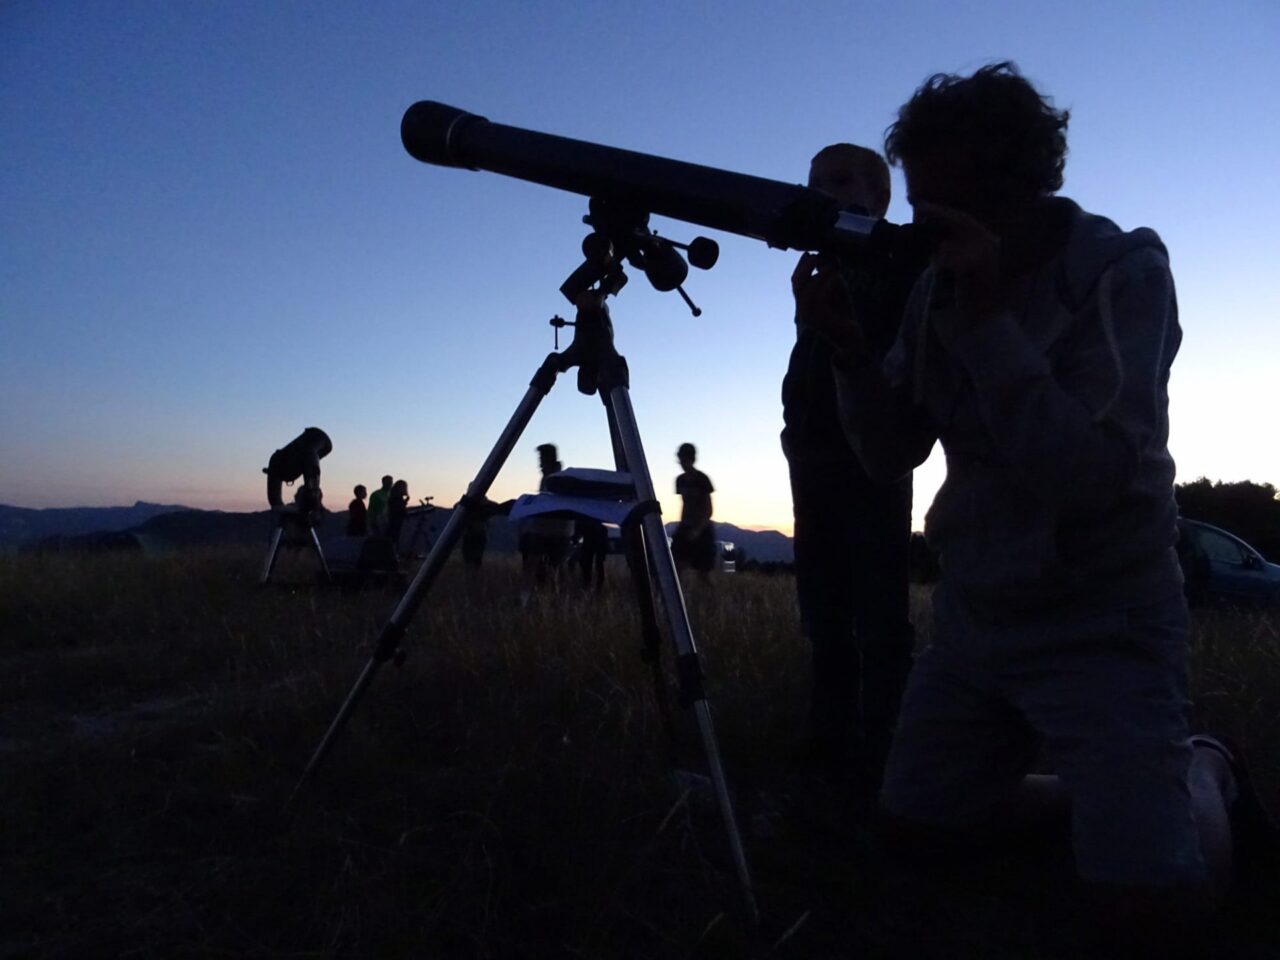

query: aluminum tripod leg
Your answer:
[310,528,332,582]
[605,382,759,926]
[289,359,559,805]
[260,526,284,584]
[621,518,676,742]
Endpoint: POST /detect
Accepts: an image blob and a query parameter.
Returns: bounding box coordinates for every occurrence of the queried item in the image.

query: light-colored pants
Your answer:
[882,584,1206,887]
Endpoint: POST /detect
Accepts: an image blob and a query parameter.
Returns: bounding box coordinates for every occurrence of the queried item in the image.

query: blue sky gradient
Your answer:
[3,1,1277,532]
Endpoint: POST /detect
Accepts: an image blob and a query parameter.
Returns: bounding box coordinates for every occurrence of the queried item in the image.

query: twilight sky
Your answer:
[3,1,1278,534]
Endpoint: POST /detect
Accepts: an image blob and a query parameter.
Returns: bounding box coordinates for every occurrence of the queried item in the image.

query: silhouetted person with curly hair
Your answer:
[795,62,1269,953]
[671,443,715,581]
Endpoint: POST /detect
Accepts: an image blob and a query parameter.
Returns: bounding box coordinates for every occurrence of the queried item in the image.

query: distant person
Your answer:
[574,517,609,592]
[781,141,926,782]
[461,497,512,572]
[1175,521,1211,607]
[386,479,410,547]
[347,484,368,537]
[519,444,573,590]
[367,475,393,537]
[671,443,715,579]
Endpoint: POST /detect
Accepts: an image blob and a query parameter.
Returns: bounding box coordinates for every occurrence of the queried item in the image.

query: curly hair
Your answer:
[884,62,1070,199]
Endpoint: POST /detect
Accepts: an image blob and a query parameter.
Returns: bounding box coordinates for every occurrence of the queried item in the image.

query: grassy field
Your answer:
[2,546,1277,958]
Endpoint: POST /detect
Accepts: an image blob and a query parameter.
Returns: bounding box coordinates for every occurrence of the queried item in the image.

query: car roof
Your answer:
[1178,517,1260,552]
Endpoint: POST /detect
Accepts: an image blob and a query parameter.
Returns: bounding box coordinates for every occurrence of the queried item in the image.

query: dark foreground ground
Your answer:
[2,547,1277,958]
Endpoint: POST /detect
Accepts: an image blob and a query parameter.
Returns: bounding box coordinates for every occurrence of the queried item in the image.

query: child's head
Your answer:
[808,143,890,217]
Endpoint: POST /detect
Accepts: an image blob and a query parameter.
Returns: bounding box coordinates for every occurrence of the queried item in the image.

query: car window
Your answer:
[1198,528,1247,564]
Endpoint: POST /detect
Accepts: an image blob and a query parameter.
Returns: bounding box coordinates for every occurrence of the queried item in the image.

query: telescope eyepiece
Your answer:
[401,101,487,168]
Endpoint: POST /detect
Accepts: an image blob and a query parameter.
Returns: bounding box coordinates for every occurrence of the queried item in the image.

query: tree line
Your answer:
[1175,477,1280,562]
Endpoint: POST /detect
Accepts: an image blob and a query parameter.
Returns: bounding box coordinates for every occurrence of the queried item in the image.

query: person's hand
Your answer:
[914,201,1001,325]
[791,252,870,364]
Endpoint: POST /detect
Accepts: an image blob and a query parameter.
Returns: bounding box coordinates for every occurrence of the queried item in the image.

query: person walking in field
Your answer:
[347,484,368,537]
[386,479,410,547]
[519,444,574,593]
[782,141,925,784]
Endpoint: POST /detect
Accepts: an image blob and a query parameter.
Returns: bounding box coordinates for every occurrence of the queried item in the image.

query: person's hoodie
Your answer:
[834,198,1183,620]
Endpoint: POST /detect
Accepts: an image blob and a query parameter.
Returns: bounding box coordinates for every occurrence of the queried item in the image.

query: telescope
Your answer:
[400,101,929,266]
[263,427,331,513]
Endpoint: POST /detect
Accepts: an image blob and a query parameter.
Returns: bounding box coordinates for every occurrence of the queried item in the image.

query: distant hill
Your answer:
[665,521,794,564]
[130,509,284,548]
[3,502,794,562]
[0,501,189,551]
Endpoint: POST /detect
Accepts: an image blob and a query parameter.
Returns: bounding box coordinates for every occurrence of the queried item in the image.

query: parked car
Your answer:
[1176,518,1280,606]
[715,540,737,574]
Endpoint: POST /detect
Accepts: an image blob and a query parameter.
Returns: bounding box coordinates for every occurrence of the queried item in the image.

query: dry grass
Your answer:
[1,546,1277,958]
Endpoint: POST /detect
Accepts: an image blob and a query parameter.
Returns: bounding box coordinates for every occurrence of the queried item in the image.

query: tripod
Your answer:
[291,204,757,925]
[402,498,437,559]
[261,509,331,585]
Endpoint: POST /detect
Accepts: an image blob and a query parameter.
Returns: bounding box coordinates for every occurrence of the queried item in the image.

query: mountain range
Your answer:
[0,502,795,563]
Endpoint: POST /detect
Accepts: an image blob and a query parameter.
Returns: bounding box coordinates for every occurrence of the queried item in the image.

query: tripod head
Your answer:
[560,198,718,317]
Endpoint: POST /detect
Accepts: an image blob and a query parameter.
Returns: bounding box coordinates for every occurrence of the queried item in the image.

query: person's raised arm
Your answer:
[921,201,1178,513]
[792,252,938,479]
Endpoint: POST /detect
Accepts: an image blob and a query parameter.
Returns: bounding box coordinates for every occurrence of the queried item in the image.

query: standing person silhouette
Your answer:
[347,484,368,537]
[671,443,716,581]
[782,142,925,783]
[367,475,393,537]
[795,62,1273,952]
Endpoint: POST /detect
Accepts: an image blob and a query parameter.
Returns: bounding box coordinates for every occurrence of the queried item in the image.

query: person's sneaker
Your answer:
[1190,734,1280,890]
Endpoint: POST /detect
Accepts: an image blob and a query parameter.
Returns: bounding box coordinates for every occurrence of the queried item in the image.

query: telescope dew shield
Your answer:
[401,101,896,255]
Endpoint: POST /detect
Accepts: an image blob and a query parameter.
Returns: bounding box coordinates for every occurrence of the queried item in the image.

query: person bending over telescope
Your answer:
[794,62,1275,951]
[263,427,332,518]
[782,143,925,786]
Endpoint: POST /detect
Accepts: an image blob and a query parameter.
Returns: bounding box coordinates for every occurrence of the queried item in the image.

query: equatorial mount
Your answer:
[559,198,718,317]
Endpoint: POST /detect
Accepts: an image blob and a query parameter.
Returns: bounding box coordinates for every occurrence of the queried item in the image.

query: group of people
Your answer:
[346,474,412,543]
[771,62,1271,952]
[515,443,616,593]
[513,440,720,593]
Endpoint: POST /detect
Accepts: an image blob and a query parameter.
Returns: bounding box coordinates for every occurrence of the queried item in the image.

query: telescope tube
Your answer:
[264,427,332,511]
[400,101,889,254]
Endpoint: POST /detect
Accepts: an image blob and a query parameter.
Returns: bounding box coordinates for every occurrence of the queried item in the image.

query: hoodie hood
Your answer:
[911,196,1184,618]
[1054,198,1168,313]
